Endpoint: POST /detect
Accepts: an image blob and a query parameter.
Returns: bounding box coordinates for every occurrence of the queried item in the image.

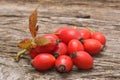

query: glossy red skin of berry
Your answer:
[54,27,72,38]
[29,45,55,58]
[43,34,59,40]
[55,55,73,73]
[92,32,106,45]
[29,48,39,59]
[68,39,84,55]
[53,42,67,58]
[71,51,93,70]
[35,34,59,53]
[59,28,81,44]
[32,53,55,71]
[83,39,102,55]
[79,29,91,39]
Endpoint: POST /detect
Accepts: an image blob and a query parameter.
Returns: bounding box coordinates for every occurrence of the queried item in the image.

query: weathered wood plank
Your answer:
[0,0,120,80]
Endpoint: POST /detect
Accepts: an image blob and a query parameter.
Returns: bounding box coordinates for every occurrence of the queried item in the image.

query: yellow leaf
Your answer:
[35,36,51,46]
[18,38,32,49]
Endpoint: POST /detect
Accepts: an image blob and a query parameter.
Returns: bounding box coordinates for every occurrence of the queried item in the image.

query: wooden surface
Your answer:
[0,0,120,80]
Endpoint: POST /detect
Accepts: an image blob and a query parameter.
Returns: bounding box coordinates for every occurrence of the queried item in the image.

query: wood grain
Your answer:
[0,0,120,80]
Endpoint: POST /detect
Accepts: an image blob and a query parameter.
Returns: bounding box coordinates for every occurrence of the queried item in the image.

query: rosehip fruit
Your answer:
[53,42,67,58]
[59,28,81,44]
[55,55,73,73]
[68,39,84,55]
[79,29,91,39]
[92,32,106,45]
[43,34,59,40]
[32,53,55,71]
[29,48,39,59]
[35,34,59,53]
[71,51,93,70]
[83,39,102,55]
[54,27,72,38]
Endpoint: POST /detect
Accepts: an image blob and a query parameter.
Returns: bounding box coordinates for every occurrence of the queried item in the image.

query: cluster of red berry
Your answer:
[27,27,106,73]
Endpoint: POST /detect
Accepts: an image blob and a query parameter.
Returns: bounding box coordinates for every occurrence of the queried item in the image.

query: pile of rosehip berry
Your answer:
[16,26,106,73]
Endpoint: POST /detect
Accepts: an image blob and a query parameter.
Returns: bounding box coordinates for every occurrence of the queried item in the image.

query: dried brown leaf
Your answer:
[29,8,38,38]
[35,36,51,46]
[18,38,32,49]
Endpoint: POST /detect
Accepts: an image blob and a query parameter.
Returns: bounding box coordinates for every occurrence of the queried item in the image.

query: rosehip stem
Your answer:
[14,49,28,62]
[54,53,59,58]
[70,52,77,58]
[73,26,77,29]
[54,33,60,36]
[86,27,95,33]
[79,37,84,44]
